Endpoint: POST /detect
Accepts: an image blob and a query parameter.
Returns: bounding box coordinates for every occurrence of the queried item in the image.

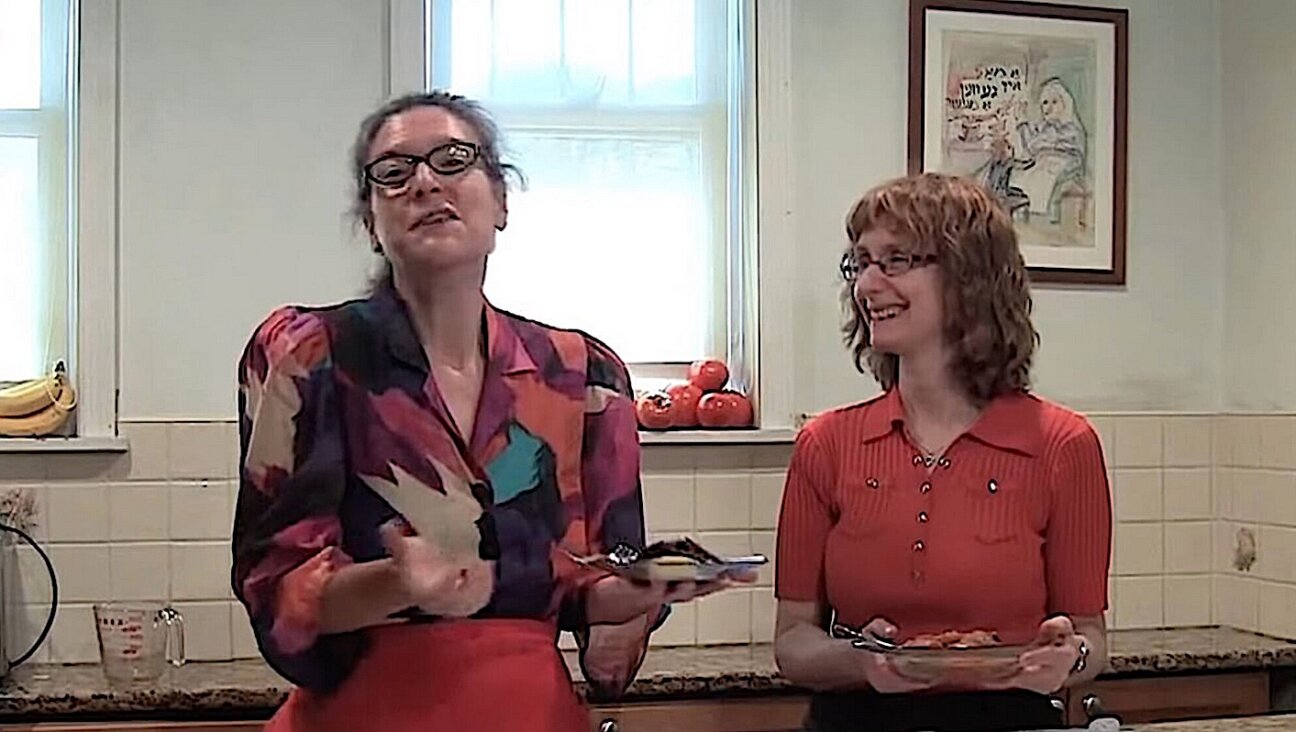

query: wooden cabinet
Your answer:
[1064,672,1271,726]
[588,696,810,732]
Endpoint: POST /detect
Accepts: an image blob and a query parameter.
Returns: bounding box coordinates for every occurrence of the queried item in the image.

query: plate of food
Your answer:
[569,537,767,583]
[833,624,1025,683]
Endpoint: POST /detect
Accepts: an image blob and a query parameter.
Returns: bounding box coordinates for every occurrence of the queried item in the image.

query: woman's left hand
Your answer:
[982,616,1083,694]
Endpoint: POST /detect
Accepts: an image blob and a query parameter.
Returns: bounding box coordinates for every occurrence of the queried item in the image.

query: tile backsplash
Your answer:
[0,413,1293,665]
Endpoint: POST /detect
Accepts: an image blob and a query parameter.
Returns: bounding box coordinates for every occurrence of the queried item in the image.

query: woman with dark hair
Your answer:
[232,91,746,732]
[773,173,1112,732]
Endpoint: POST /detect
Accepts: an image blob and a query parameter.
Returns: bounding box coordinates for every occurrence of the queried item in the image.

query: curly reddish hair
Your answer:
[841,173,1039,401]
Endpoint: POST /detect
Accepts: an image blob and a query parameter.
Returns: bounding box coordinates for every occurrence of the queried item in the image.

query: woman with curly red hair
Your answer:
[774,173,1112,732]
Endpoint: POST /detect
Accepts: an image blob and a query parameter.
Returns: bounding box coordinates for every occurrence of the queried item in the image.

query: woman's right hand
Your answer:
[380,520,492,617]
[853,618,935,694]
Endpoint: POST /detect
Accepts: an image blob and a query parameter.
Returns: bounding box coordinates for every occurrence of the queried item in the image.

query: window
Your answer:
[0,0,71,384]
[425,0,755,387]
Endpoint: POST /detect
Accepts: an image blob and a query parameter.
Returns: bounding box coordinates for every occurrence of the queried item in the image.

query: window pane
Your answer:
[0,136,44,380]
[483,133,714,363]
[0,0,41,109]
[439,0,703,108]
[631,0,696,104]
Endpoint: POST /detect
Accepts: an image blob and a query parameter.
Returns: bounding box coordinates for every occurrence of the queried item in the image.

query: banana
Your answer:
[0,363,67,418]
[0,381,77,437]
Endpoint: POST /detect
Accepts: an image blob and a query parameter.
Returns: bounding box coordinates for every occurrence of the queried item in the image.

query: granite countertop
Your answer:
[1128,714,1296,731]
[0,627,1292,719]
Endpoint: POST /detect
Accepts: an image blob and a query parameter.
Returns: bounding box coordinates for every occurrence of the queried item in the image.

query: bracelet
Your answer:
[1072,636,1090,675]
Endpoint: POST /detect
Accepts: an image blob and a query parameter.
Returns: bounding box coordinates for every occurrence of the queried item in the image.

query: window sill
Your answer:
[639,427,797,445]
[0,436,130,454]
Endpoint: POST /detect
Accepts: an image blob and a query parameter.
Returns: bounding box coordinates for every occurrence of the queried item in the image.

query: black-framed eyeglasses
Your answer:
[363,140,482,188]
[839,251,939,281]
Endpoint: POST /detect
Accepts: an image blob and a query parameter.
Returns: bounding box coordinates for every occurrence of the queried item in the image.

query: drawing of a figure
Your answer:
[1012,78,1089,226]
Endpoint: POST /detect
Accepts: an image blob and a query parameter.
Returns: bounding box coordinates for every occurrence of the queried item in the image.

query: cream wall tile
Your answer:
[649,603,696,647]
[752,588,776,643]
[1164,522,1211,574]
[48,544,110,602]
[108,483,169,541]
[1232,417,1263,468]
[1163,470,1211,520]
[109,543,170,601]
[45,484,109,542]
[170,481,234,540]
[7,604,52,664]
[1259,416,1296,470]
[8,545,54,605]
[1256,526,1296,583]
[1212,468,1232,519]
[1259,583,1296,640]
[749,444,793,470]
[642,474,695,534]
[1164,417,1211,467]
[119,422,170,480]
[1257,471,1296,527]
[1211,417,1234,468]
[0,483,49,542]
[224,422,241,479]
[750,471,784,530]
[691,446,754,472]
[1106,577,1117,628]
[1230,471,1262,523]
[696,531,751,559]
[696,589,751,644]
[695,473,752,531]
[1164,575,1211,627]
[230,603,260,659]
[641,446,698,473]
[1212,522,1237,574]
[174,601,233,661]
[171,542,233,601]
[169,423,233,480]
[1113,577,1163,629]
[750,530,775,587]
[1114,523,1163,576]
[0,455,46,482]
[48,604,98,664]
[1213,575,1259,632]
[1112,417,1162,468]
[46,453,129,483]
[1113,470,1162,522]
[1088,416,1115,466]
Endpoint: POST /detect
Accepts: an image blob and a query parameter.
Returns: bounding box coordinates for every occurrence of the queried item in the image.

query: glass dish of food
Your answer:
[833,624,1026,683]
[569,537,767,582]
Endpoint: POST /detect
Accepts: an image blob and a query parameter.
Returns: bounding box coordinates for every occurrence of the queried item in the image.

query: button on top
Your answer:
[913,540,925,552]
[912,455,923,466]
[920,481,932,494]
[918,511,929,523]
[938,457,952,469]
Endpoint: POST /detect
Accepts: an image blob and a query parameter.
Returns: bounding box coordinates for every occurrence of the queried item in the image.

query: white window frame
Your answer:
[3,0,122,451]
[386,0,794,437]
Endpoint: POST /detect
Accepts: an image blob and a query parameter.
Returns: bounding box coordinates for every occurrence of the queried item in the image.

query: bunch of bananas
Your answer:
[0,362,77,437]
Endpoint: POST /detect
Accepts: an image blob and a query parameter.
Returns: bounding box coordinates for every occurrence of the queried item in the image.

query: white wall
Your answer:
[114,0,1227,420]
[1221,0,1296,412]
[117,0,381,419]
[789,0,1227,416]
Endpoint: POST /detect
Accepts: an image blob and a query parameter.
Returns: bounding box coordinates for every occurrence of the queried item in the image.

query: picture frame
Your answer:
[908,0,1129,285]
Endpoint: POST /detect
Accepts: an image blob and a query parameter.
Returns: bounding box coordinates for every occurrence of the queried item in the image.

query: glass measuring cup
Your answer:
[93,602,185,683]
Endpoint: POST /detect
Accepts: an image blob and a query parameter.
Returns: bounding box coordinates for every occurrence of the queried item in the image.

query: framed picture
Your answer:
[908,0,1128,285]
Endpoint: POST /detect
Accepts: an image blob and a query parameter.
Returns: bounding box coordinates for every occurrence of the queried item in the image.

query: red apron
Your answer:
[266,619,588,732]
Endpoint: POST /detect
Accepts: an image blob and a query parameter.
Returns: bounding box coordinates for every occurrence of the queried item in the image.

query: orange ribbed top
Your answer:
[775,389,1111,644]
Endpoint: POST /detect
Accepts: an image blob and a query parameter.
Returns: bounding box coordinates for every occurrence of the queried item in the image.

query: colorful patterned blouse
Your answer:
[232,285,648,693]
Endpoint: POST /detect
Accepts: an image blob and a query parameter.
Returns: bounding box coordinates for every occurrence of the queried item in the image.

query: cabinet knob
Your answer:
[599,719,620,732]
